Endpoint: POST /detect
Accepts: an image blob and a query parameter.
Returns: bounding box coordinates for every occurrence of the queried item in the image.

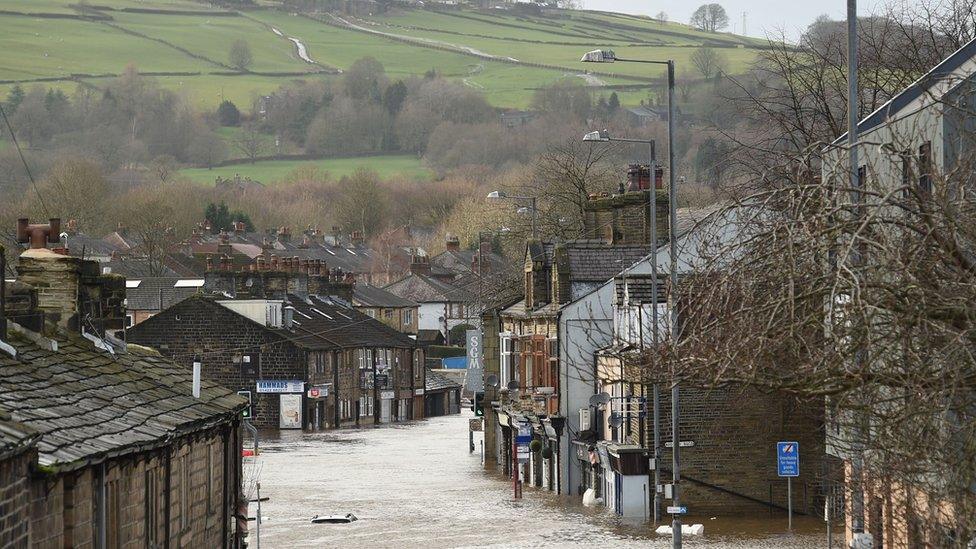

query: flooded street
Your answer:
[246,412,835,548]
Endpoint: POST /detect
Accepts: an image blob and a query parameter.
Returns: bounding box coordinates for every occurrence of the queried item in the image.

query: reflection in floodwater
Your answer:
[245,412,837,548]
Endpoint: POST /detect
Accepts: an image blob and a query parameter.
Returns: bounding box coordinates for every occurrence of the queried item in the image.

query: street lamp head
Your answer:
[486,190,507,200]
[581,49,616,63]
[583,129,610,142]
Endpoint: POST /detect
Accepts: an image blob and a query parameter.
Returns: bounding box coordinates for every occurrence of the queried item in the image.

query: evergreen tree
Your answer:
[6,84,24,113]
[216,100,241,126]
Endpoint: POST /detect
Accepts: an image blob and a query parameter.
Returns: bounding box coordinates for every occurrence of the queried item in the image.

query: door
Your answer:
[279,394,302,429]
[381,398,392,423]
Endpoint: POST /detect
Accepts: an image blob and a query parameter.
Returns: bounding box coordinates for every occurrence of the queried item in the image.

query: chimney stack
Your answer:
[351,230,364,247]
[233,221,246,235]
[15,219,125,336]
[410,253,431,276]
[445,234,461,252]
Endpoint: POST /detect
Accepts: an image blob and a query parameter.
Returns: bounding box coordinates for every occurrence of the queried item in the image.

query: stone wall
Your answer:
[582,190,669,247]
[642,385,831,516]
[0,446,34,548]
[15,250,126,337]
[127,296,307,429]
[22,430,237,548]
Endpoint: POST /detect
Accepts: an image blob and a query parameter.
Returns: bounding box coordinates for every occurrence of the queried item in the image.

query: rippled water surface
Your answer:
[245,412,836,548]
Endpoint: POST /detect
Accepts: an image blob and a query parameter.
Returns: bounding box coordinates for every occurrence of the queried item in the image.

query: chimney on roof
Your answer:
[116,221,126,236]
[583,168,668,247]
[410,253,431,276]
[65,219,79,235]
[17,218,61,250]
[15,218,125,337]
[233,221,246,234]
[277,226,291,242]
[351,230,364,247]
[445,234,460,252]
[473,242,492,275]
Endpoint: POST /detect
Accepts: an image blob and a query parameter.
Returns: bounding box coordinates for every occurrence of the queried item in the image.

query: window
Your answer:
[918,141,933,192]
[499,333,514,389]
[179,453,191,531]
[145,467,162,548]
[207,442,219,515]
[105,476,122,548]
[366,309,376,318]
[901,151,912,199]
[359,394,374,416]
[404,309,413,325]
[384,308,394,319]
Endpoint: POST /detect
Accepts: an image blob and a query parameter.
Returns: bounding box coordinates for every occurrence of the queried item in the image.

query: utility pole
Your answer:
[666,59,682,549]
[649,142,662,525]
[846,0,865,538]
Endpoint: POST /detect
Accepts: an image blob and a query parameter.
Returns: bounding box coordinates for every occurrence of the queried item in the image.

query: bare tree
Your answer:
[691,46,726,80]
[655,11,669,22]
[228,39,253,71]
[690,3,729,33]
[233,124,266,164]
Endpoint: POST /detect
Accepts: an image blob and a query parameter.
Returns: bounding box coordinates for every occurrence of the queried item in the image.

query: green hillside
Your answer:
[0,1,768,110]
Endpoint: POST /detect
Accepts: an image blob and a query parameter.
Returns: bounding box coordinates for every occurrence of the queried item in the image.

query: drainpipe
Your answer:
[333,350,340,428]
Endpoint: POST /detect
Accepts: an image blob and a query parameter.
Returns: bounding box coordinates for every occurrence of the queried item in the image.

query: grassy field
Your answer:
[179,155,432,185]
[0,1,769,109]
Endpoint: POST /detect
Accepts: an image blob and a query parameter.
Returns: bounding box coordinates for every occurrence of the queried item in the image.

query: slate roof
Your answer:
[189,231,381,275]
[425,369,461,392]
[614,274,667,305]
[384,273,473,303]
[0,330,245,471]
[284,295,417,350]
[430,249,509,277]
[125,277,203,310]
[0,409,38,460]
[559,241,650,282]
[417,330,445,346]
[102,258,180,278]
[352,284,418,308]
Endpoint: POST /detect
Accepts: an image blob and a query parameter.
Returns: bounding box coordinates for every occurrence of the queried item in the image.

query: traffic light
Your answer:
[237,390,254,419]
[473,391,485,417]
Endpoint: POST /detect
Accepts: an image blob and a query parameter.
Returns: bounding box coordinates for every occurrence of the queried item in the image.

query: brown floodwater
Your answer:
[244,412,838,548]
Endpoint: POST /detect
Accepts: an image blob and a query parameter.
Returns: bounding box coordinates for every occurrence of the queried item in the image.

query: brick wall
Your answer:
[0,447,34,548]
[127,296,307,429]
[642,385,830,515]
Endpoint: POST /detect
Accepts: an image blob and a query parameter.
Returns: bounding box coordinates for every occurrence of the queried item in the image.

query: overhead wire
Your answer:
[0,102,50,215]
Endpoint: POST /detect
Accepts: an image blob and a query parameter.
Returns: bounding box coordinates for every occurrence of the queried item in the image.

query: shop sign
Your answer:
[256,380,304,393]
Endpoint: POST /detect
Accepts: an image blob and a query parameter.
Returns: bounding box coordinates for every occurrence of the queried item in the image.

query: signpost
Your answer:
[777,441,800,530]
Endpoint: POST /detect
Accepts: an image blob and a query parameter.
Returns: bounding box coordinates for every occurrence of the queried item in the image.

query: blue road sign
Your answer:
[777,441,800,477]
[516,422,532,445]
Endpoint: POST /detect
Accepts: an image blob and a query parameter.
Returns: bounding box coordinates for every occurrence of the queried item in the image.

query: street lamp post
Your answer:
[582,130,662,523]
[582,49,682,548]
[486,191,538,239]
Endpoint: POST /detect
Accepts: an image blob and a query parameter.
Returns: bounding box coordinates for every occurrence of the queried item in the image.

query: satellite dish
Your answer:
[608,413,623,428]
[588,392,611,407]
[486,374,499,388]
[506,380,520,391]
[589,392,611,407]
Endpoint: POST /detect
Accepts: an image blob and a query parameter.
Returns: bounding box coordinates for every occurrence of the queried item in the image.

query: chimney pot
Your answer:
[17,218,61,250]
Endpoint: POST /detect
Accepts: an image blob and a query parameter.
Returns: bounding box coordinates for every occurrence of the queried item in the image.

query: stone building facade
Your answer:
[128,266,424,430]
[0,236,247,548]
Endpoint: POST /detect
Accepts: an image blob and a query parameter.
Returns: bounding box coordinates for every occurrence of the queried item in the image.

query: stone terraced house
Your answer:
[0,234,247,549]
